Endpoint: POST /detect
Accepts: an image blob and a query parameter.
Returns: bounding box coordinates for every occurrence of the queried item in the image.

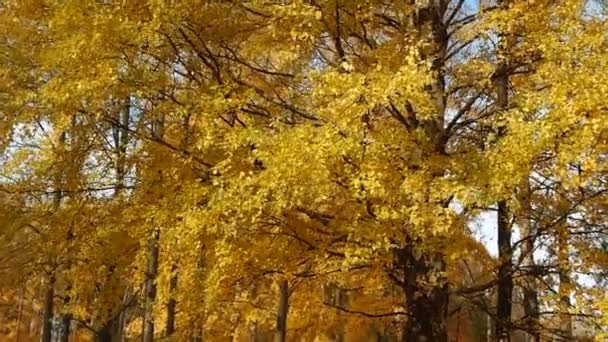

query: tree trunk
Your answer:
[557,221,573,340]
[334,287,345,342]
[142,112,164,342]
[398,244,448,342]
[496,200,513,342]
[165,264,178,337]
[114,97,130,197]
[274,280,289,342]
[520,183,540,342]
[142,230,159,342]
[394,0,450,340]
[487,309,493,342]
[59,313,71,342]
[494,21,513,335]
[59,239,73,342]
[97,324,114,342]
[41,276,55,342]
[116,288,131,342]
[521,235,540,341]
[110,99,131,342]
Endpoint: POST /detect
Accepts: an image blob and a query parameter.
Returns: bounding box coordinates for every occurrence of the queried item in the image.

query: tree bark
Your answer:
[43,131,66,342]
[494,24,513,336]
[274,280,289,342]
[58,312,71,342]
[59,231,74,342]
[111,99,131,342]
[142,229,159,342]
[142,112,164,342]
[41,276,55,342]
[165,264,178,337]
[395,0,450,340]
[521,234,540,341]
[557,220,573,340]
[397,244,448,342]
[334,287,345,342]
[520,182,540,342]
[97,319,118,342]
[496,200,513,342]
[116,288,131,342]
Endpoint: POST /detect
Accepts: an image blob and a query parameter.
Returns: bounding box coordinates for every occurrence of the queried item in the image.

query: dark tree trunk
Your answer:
[496,200,513,342]
[142,230,159,342]
[518,179,540,341]
[59,268,73,342]
[97,326,112,342]
[521,222,540,341]
[165,264,178,337]
[494,21,514,334]
[274,280,289,342]
[397,244,448,342]
[557,221,573,340]
[41,276,55,342]
[97,316,122,342]
[59,313,71,342]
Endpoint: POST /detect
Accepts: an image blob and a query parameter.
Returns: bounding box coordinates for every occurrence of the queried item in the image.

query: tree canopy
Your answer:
[0,0,607,341]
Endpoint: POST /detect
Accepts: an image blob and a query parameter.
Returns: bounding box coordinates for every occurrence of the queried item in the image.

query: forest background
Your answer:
[1,0,608,341]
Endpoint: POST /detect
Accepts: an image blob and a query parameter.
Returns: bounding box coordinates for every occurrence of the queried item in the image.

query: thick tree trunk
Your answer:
[97,329,112,342]
[496,200,513,342]
[97,321,116,342]
[41,276,55,342]
[59,313,71,342]
[398,245,448,342]
[274,280,289,342]
[394,1,449,340]
[97,311,127,342]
